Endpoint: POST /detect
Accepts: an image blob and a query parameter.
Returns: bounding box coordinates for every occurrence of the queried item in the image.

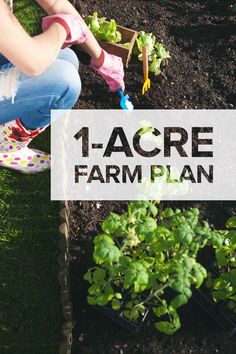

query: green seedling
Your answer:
[207,216,236,312]
[86,14,170,78]
[85,12,122,43]
[136,31,156,60]
[136,32,171,76]
[84,203,219,335]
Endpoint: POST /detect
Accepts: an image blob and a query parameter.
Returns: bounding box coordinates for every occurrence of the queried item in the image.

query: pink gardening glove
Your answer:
[42,14,88,48]
[90,50,125,92]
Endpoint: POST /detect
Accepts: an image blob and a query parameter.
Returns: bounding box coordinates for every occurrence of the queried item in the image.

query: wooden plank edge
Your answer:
[58,201,73,354]
[126,31,138,67]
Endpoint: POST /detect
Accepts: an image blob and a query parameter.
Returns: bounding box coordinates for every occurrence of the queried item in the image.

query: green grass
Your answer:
[0,3,62,354]
[14,0,45,35]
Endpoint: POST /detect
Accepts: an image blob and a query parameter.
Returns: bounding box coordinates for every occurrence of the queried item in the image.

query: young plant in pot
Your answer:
[84,202,219,335]
[205,216,236,333]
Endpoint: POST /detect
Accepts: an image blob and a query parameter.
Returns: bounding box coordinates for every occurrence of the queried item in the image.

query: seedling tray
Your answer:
[193,288,236,337]
[219,302,236,336]
[94,304,149,334]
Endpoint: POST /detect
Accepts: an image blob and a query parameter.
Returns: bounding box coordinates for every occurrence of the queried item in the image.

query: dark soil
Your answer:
[73,0,236,110]
[68,1,236,353]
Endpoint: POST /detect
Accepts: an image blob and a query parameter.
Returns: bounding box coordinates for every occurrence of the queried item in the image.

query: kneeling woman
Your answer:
[0,0,124,174]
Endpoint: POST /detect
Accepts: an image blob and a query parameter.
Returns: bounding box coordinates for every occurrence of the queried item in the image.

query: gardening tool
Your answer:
[118,88,134,111]
[142,46,151,95]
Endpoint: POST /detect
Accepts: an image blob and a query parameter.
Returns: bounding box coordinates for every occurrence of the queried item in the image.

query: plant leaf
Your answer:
[155,321,178,335]
[170,294,188,309]
[226,216,236,229]
[87,296,96,305]
[93,235,121,264]
[112,298,121,311]
[93,268,106,282]
[102,213,120,234]
[123,262,149,292]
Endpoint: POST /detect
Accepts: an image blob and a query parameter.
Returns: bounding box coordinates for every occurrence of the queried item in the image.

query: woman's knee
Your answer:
[57,48,79,70]
[56,60,82,109]
[16,59,81,113]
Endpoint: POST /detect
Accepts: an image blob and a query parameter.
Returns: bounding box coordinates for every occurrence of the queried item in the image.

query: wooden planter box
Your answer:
[97,24,138,67]
[77,23,138,67]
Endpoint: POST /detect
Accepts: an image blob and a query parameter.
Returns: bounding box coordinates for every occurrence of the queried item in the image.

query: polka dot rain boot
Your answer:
[0,119,50,174]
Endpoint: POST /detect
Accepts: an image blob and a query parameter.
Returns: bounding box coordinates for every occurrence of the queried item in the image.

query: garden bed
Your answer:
[67,201,236,354]
[73,0,236,110]
[65,0,236,353]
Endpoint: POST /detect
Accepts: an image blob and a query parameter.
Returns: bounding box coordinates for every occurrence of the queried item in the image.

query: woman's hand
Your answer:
[36,0,102,61]
[42,14,88,48]
[91,50,125,92]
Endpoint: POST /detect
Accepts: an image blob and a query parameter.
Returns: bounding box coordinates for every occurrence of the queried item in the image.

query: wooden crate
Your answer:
[97,24,138,67]
[76,23,138,67]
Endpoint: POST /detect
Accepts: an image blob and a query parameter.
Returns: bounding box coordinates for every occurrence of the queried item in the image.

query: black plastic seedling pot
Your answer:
[94,305,149,334]
[193,288,236,337]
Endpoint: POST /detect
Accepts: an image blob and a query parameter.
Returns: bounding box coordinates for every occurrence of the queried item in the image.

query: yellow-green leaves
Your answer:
[155,307,180,335]
[135,32,171,76]
[226,216,236,229]
[171,294,188,309]
[93,235,121,264]
[192,263,207,289]
[206,216,236,310]
[174,224,194,245]
[102,213,120,234]
[85,12,122,43]
[136,31,156,60]
[112,298,121,311]
[123,262,149,293]
[84,204,218,335]
[93,268,106,282]
[160,208,175,218]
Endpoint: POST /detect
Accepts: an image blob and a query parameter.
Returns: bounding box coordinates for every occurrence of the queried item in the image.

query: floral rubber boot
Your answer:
[0,119,50,174]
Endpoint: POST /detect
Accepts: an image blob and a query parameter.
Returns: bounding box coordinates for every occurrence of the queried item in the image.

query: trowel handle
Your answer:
[118,88,124,98]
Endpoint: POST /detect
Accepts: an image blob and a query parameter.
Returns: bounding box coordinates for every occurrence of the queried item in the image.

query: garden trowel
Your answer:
[118,88,134,110]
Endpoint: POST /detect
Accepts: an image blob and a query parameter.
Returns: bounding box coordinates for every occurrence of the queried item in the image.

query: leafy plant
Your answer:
[135,32,171,76]
[207,216,236,313]
[149,54,163,77]
[85,12,122,43]
[84,203,219,335]
[136,32,157,60]
[85,14,170,77]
